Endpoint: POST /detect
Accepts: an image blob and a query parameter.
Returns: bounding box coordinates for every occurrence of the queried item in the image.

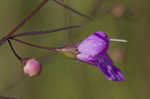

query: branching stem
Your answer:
[0,0,48,46]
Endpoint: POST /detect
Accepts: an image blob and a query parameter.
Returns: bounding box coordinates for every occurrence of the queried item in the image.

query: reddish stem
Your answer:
[13,38,59,51]
[8,0,48,37]
[0,0,48,46]
[12,25,80,38]
[0,96,17,99]
[53,0,92,20]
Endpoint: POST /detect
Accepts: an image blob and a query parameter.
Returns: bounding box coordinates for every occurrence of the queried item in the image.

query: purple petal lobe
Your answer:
[76,31,125,82]
[96,53,125,82]
[77,31,109,62]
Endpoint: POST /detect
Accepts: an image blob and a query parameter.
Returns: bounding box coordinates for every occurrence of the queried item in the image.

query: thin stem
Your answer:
[0,96,17,99]
[52,0,93,20]
[12,38,60,51]
[0,0,48,46]
[12,25,80,38]
[7,40,22,62]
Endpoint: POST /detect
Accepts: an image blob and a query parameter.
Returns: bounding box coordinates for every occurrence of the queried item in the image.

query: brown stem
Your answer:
[0,96,17,99]
[0,0,48,46]
[12,38,60,51]
[12,25,80,38]
[53,0,93,20]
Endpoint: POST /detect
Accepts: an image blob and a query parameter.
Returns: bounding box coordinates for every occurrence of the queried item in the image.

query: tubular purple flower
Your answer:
[77,31,125,82]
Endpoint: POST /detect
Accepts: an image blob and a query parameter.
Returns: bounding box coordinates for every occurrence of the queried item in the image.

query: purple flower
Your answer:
[77,31,125,82]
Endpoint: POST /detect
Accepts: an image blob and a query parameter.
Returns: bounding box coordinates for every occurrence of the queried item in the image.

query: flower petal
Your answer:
[77,31,109,62]
[96,53,125,82]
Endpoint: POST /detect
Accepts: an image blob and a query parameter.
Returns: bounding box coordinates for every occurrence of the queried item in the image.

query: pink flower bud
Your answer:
[23,58,41,77]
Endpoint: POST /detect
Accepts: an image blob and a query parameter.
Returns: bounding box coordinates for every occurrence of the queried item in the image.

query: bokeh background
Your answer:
[0,0,149,99]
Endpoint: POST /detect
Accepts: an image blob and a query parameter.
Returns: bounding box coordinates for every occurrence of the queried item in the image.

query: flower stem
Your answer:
[52,0,93,20]
[12,25,80,38]
[12,38,60,51]
[0,0,48,46]
[7,40,22,62]
[0,96,17,99]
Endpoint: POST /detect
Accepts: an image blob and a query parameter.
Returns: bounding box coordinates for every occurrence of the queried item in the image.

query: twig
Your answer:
[12,25,80,38]
[0,96,17,99]
[0,0,48,46]
[11,38,59,51]
[52,0,93,20]
[7,40,22,62]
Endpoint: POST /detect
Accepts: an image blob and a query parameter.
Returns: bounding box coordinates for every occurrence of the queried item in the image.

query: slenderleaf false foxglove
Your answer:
[76,31,125,81]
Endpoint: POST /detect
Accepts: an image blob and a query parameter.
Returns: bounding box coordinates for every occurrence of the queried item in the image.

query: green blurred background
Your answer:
[0,0,149,99]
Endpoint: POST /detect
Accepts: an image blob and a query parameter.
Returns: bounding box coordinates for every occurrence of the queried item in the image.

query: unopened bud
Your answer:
[23,58,41,77]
